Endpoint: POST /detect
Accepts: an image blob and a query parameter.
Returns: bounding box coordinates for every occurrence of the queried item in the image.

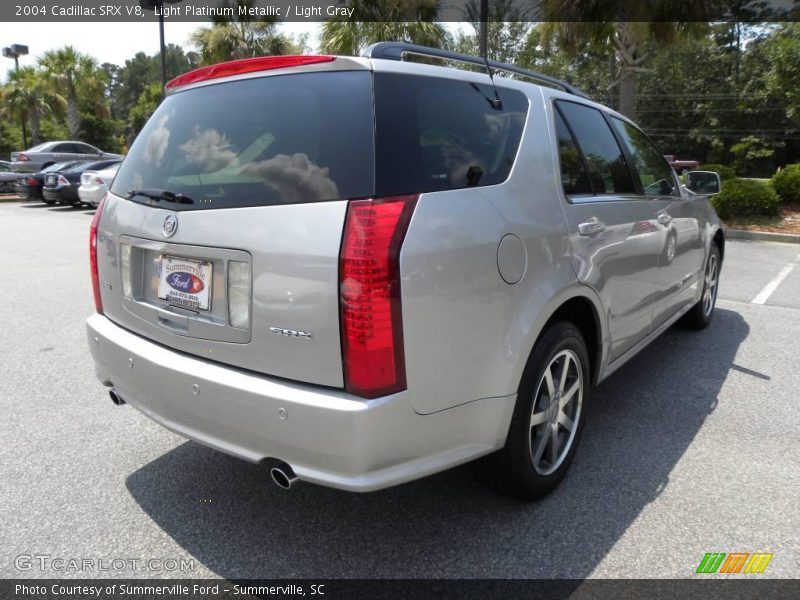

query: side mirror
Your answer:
[685,171,721,196]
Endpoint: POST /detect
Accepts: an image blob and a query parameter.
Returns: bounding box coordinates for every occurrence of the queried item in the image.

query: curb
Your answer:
[724,228,800,244]
[0,196,26,204]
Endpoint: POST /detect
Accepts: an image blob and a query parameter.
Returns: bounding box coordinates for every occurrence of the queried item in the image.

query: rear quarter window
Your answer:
[111,71,375,210]
[373,73,529,196]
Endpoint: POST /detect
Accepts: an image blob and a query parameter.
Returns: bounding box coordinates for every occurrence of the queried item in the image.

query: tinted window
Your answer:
[52,144,73,152]
[0,163,8,172]
[611,118,677,196]
[111,71,374,210]
[373,73,528,195]
[27,143,50,152]
[554,109,592,195]
[556,101,634,195]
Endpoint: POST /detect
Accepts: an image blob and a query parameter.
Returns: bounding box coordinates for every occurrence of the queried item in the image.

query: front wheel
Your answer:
[683,244,720,329]
[479,321,591,500]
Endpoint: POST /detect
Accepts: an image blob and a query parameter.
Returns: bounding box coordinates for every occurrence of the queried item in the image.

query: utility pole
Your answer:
[479,0,489,57]
[139,0,184,96]
[3,44,30,148]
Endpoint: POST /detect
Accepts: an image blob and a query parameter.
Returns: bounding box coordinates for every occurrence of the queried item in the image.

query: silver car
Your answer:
[86,44,724,499]
[10,141,121,173]
[78,163,121,207]
[0,160,21,193]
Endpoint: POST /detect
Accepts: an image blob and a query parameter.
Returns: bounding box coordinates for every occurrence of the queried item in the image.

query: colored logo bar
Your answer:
[696,553,773,574]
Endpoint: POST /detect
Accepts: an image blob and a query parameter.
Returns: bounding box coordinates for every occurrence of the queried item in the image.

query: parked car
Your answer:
[86,45,724,500]
[0,160,21,193]
[664,154,700,175]
[42,159,122,206]
[10,141,122,173]
[16,161,87,202]
[78,163,121,207]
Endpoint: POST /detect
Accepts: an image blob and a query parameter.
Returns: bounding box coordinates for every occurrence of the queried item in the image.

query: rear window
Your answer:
[111,71,374,210]
[373,73,528,196]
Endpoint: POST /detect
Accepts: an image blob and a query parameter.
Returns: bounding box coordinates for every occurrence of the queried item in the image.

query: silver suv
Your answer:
[86,44,723,499]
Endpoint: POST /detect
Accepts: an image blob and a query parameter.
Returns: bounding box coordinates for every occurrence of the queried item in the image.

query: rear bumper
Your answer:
[78,186,105,206]
[86,314,515,491]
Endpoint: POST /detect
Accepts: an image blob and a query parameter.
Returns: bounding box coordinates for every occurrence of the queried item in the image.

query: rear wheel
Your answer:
[477,321,590,500]
[682,244,720,329]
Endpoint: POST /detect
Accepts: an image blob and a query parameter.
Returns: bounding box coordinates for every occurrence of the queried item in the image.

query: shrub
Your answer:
[771,164,800,204]
[711,178,779,220]
[698,163,736,180]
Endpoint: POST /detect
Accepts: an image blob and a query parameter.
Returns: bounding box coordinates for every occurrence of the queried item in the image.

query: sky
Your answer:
[0,21,323,78]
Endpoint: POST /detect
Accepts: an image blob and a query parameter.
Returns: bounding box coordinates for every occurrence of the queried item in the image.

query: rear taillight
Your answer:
[17,153,30,162]
[90,193,107,313]
[339,194,418,399]
[95,177,105,186]
[57,175,69,186]
[166,55,336,91]
[26,177,37,186]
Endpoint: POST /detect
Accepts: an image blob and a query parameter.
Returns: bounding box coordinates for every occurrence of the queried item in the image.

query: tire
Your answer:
[477,321,591,500]
[664,230,677,264]
[682,243,720,329]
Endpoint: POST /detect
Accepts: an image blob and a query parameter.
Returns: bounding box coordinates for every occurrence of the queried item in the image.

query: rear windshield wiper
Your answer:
[126,189,194,205]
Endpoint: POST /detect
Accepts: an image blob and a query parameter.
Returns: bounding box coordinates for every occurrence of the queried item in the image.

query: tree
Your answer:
[320,0,448,56]
[39,46,107,138]
[191,0,298,64]
[538,2,710,119]
[1,66,66,146]
[128,82,163,138]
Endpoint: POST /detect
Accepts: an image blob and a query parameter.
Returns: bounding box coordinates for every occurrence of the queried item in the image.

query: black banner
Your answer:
[3,0,799,23]
[2,579,799,600]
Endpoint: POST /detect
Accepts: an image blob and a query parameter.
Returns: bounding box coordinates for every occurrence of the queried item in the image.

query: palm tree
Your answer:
[1,67,66,145]
[320,0,448,56]
[539,2,711,119]
[191,0,297,64]
[39,46,106,138]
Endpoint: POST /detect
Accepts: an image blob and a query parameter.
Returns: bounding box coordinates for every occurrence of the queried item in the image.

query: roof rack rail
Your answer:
[362,42,589,99]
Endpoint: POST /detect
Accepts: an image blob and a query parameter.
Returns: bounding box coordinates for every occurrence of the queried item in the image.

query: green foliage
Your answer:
[320,0,448,56]
[711,178,780,219]
[128,83,163,140]
[731,135,784,177]
[771,164,800,204]
[698,164,736,180]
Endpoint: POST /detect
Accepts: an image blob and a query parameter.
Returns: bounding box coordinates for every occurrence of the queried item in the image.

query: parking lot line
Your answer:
[750,258,797,305]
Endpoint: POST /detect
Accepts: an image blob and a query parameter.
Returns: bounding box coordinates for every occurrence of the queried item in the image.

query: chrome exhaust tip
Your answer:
[270,462,298,490]
[109,389,125,406]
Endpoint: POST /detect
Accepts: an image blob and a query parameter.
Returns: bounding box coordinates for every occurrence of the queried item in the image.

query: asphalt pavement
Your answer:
[1,201,798,579]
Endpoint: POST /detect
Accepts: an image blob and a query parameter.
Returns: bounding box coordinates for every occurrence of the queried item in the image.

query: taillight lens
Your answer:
[166,55,336,91]
[227,261,251,329]
[26,177,37,186]
[57,175,69,186]
[340,194,418,398]
[18,153,30,161]
[90,193,107,313]
[95,177,105,186]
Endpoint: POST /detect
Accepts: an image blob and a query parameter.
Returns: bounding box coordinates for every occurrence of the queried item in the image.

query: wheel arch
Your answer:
[517,285,607,389]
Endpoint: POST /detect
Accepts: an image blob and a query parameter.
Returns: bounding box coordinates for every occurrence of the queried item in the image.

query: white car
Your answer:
[78,163,121,207]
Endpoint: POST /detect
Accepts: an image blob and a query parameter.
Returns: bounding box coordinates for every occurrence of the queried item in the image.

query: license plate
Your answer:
[158,256,213,311]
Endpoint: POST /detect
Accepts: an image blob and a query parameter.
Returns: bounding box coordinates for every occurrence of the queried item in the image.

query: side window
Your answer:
[52,144,72,152]
[374,73,529,195]
[556,101,635,195]
[554,109,592,195]
[611,118,678,197]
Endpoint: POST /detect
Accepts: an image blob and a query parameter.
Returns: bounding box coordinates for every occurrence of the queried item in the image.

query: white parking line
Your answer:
[751,256,798,305]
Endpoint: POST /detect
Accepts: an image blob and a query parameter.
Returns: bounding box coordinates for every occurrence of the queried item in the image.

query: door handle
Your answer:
[578,217,607,236]
[658,212,672,225]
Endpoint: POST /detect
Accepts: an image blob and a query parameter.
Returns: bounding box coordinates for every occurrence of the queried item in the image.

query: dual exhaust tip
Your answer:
[270,462,298,490]
[109,389,125,406]
[110,388,298,490]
